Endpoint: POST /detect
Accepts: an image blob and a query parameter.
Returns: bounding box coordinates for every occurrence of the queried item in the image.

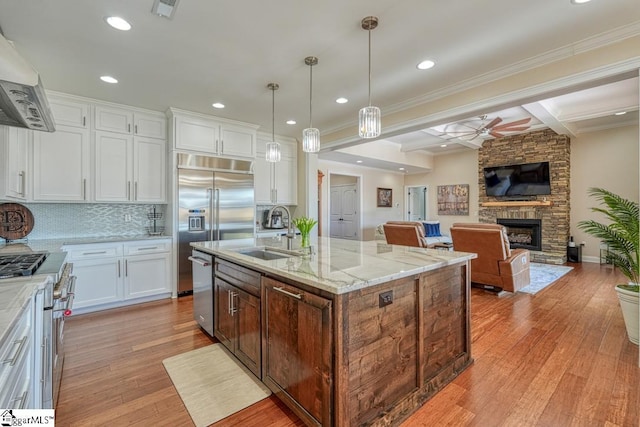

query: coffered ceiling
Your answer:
[0,1,638,173]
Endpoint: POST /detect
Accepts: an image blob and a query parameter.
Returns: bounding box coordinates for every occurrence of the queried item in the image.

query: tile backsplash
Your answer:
[18,203,166,240]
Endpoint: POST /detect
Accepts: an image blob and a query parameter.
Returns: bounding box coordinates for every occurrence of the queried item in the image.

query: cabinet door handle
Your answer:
[231,291,238,315]
[221,140,224,153]
[227,289,232,315]
[117,259,121,277]
[3,336,28,366]
[83,178,87,200]
[83,116,86,127]
[18,171,25,195]
[82,250,108,256]
[125,259,128,277]
[135,181,138,200]
[127,181,131,200]
[273,286,302,300]
[128,123,131,133]
[136,246,158,251]
[13,390,29,409]
[134,124,138,134]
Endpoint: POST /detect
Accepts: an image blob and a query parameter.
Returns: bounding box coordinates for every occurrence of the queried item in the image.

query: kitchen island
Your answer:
[192,237,476,427]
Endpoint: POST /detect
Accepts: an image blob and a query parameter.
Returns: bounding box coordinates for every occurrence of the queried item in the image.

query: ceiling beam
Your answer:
[521,101,577,138]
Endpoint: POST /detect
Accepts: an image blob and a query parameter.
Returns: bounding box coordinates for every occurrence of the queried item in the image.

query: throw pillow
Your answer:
[423,221,442,237]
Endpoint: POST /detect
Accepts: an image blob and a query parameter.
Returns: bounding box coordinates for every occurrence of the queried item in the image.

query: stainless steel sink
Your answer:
[239,249,291,260]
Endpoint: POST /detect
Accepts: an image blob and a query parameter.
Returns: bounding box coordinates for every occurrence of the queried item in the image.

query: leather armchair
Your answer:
[450,223,530,293]
[382,221,428,248]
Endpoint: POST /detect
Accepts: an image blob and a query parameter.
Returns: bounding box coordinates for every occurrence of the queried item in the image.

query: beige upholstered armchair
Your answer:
[450,223,530,293]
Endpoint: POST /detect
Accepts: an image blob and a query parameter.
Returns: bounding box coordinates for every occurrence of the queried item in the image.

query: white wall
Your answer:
[404,150,479,236]
[570,125,639,261]
[318,160,405,240]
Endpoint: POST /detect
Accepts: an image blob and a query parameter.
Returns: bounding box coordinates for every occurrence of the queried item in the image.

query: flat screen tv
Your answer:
[483,161,551,197]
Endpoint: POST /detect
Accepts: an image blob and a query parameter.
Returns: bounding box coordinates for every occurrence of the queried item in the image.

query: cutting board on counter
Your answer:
[0,203,34,240]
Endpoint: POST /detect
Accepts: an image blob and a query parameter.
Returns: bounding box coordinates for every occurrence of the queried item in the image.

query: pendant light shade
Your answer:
[265,83,281,162]
[359,16,381,139]
[302,56,320,153]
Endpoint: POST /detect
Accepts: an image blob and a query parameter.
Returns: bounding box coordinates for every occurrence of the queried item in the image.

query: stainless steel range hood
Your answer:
[0,33,55,132]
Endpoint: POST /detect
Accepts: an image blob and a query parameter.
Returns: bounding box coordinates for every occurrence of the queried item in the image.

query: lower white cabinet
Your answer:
[0,298,33,409]
[63,239,171,313]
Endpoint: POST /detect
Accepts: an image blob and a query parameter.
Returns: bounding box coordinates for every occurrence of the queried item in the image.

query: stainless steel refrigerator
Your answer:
[177,153,254,295]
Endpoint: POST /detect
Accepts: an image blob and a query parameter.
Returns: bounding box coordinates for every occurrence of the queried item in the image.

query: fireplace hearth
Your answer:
[496,218,542,251]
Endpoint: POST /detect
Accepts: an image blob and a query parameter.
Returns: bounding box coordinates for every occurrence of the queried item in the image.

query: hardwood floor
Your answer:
[57,262,639,426]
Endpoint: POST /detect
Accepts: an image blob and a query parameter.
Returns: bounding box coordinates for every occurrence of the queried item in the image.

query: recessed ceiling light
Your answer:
[286,119,296,125]
[100,75,118,84]
[571,0,591,4]
[105,16,132,31]
[211,102,225,109]
[614,111,627,115]
[417,60,435,70]
[399,167,405,171]
[336,97,348,104]
[356,160,363,163]
[440,144,447,148]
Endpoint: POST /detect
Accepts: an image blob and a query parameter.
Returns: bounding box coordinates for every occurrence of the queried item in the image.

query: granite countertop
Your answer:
[0,235,171,254]
[0,275,51,347]
[192,236,476,295]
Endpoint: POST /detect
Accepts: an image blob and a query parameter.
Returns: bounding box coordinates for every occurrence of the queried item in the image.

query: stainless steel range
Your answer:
[0,252,48,278]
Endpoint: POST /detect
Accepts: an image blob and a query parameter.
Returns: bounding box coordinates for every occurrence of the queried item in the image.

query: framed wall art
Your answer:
[437,184,469,215]
[377,187,392,207]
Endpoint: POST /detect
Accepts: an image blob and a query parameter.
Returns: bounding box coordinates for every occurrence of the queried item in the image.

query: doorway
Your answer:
[405,185,428,221]
[329,173,361,240]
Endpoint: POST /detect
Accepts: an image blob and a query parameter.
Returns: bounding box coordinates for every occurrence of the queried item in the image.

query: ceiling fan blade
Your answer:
[492,117,532,130]
[489,131,504,138]
[496,126,530,132]
[484,117,503,129]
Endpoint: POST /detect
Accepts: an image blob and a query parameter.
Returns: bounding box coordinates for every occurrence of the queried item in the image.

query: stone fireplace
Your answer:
[478,129,570,264]
[496,218,542,251]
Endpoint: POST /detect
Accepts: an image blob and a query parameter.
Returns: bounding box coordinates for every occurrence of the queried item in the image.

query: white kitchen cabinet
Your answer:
[63,239,172,313]
[32,124,90,201]
[0,298,33,409]
[170,109,258,159]
[255,135,297,205]
[95,105,166,139]
[0,126,30,200]
[94,133,166,203]
[133,137,166,202]
[72,257,123,309]
[94,131,133,202]
[48,95,90,129]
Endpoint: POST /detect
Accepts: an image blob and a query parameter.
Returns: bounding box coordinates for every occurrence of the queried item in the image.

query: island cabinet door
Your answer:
[214,278,234,350]
[235,287,261,377]
[262,277,333,427]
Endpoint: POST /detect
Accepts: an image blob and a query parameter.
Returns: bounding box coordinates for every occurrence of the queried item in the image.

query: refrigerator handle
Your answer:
[215,188,221,240]
[207,187,214,241]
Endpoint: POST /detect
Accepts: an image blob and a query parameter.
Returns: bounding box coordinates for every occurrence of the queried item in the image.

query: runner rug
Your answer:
[163,344,271,426]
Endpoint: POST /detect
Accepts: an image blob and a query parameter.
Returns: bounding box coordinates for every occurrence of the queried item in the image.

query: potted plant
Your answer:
[578,187,639,345]
[291,216,318,249]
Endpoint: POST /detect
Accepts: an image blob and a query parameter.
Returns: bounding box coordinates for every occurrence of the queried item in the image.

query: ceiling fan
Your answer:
[440,115,532,141]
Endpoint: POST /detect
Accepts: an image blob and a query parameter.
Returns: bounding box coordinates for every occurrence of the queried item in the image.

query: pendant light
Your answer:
[302,56,320,153]
[265,83,281,162]
[359,16,381,139]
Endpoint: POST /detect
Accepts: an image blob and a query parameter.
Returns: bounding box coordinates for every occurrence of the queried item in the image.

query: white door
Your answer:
[94,131,132,202]
[133,137,166,202]
[124,252,171,299]
[72,258,122,309]
[329,184,358,239]
[407,186,427,221]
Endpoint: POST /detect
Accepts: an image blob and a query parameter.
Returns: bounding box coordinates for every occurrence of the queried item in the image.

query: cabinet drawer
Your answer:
[63,243,122,260]
[123,239,171,255]
[215,258,261,297]
[0,301,31,403]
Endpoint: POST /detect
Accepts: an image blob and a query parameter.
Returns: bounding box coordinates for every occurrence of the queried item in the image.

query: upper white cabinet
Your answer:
[169,108,258,159]
[47,95,90,129]
[95,105,166,139]
[0,126,30,200]
[94,132,166,203]
[255,134,297,205]
[32,124,90,201]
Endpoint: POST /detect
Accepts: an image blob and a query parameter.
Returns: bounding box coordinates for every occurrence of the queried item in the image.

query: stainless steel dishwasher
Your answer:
[189,250,213,336]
